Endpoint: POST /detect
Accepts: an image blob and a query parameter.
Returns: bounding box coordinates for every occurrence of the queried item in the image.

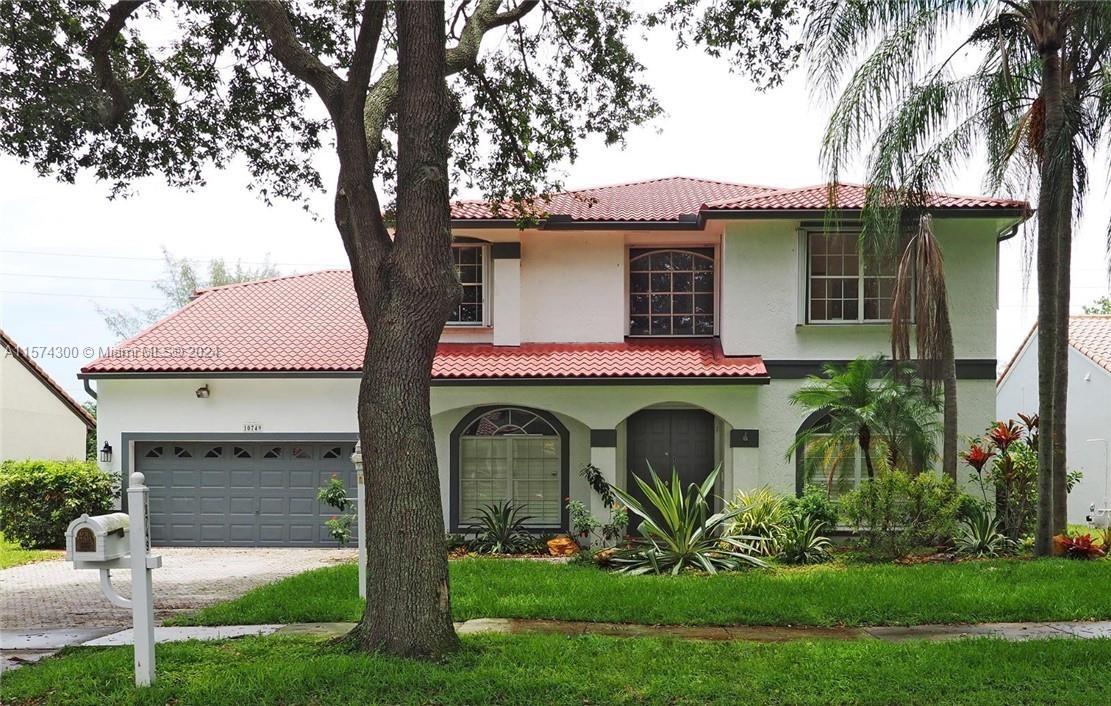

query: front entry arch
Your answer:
[625,409,716,525]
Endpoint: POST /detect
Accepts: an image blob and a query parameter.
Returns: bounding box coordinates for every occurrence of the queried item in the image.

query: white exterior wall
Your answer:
[0,354,88,461]
[997,333,1111,524]
[719,218,1000,359]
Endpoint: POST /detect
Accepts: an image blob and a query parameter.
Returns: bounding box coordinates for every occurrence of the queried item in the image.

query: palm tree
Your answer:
[803,0,1111,554]
[787,357,940,489]
[891,214,957,479]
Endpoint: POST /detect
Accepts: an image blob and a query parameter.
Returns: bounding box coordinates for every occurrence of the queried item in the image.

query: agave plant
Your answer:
[778,514,832,565]
[610,465,766,575]
[725,487,790,557]
[467,500,534,555]
[954,506,1014,559]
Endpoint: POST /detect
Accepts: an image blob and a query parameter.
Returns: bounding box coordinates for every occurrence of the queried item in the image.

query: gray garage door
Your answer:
[136,441,357,547]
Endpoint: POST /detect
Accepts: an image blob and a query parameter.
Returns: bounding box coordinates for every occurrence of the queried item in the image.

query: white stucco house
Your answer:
[997,315,1111,524]
[1,329,95,461]
[81,177,1028,546]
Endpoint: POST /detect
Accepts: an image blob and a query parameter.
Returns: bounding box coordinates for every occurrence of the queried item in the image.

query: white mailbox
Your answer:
[66,512,130,563]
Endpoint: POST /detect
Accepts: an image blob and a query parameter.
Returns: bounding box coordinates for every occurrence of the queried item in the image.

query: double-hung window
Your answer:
[449,244,488,325]
[806,232,898,323]
[629,247,716,336]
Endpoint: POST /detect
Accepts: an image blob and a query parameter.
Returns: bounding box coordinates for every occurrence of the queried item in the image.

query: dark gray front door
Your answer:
[625,409,716,526]
[136,441,356,547]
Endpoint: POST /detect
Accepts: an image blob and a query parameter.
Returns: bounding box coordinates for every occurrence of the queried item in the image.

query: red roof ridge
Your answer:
[562,175,776,196]
[194,269,349,295]
[1,328,95,428]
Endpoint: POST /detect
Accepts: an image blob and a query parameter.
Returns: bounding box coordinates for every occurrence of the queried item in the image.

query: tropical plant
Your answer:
[803,0,1111,556]
[954,506,1015,558]
[611,466,766,575]
[840,468,964,560]
[1082,296,1111,315]
[566,500,600,546]
[778,514,833,565]
[784,484,841,530]
[467,501,534,555]
[316,475,355,547]
[1054,532,1107,560]
[725,487,791,557]
[787,356,940,486]
[963,416,1039,540]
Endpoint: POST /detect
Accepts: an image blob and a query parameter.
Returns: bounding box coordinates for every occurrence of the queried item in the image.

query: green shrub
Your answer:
[725,487,790,556]
[840,470,963,560]
[785,484,840,529]
[0,459,117,549]
[778,514,832,565]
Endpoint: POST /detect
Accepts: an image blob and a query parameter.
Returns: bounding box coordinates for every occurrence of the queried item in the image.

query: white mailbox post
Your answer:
[351,442,367,599]
[67,471,161,687]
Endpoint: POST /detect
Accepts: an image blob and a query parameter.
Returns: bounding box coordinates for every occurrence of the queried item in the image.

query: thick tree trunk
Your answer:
[346,1,460,658]
[1034,39,1064,556]
[1052,139,1074,536]
[940,319,958,481]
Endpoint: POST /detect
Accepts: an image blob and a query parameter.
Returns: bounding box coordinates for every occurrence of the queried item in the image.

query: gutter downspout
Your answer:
[83,377,97,400]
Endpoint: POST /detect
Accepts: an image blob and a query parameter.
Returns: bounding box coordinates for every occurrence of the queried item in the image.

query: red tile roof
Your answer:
[1,328,95,428]
[704,183,1030,212]
[81,272,767,379]
[433,340,766,380]
[450,177,1029,223]
[451,176,775,222]
[997,315,1111,385]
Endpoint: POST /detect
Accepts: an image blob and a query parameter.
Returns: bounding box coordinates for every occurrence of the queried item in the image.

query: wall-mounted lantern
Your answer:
[100,442,113,463]
[195,385,210,399]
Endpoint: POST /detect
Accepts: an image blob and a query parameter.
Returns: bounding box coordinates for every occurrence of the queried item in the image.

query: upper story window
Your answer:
[449,244,489,326]
[629,247,715,336]
[807,232,897,323]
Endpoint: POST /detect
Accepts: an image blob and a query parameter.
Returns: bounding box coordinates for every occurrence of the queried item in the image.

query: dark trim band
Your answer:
[763,359,997,380]
[490,242,521,259]
[590,429,617,448]
[729,429,759,448]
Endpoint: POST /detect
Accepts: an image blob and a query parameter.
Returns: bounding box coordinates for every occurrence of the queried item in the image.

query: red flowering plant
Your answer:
[1054,532,1106,560]
[961,414,1039,541]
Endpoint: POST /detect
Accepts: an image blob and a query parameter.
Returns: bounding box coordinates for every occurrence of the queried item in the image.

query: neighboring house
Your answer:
[997,315,1111,524]
[81,177,1027,547]
[1,329,95,461]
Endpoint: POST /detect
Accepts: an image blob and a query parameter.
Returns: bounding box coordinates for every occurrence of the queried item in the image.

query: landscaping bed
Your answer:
[3,632,1110,705]
[168,557,1111,628]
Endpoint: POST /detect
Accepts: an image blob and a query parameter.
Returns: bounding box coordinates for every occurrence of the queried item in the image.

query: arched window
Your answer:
[629,247,715,336]
[452,407,568,530]
[794,411,865,498]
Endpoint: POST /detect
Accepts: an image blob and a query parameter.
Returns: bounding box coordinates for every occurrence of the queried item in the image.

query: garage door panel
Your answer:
[137,441,355,547]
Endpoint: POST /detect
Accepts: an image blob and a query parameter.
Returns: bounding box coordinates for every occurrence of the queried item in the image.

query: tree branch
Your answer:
[347,1,387,99]
[86,0,148,127]
[362,0,540,161]
[250,1,344,114]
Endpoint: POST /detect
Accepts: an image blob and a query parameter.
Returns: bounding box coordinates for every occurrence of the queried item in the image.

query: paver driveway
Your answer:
[0,548,355,629]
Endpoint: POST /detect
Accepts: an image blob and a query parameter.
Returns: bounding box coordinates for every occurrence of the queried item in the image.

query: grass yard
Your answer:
[0,532,59,569]
[3,632,1110,705]
[170,557,1111,628]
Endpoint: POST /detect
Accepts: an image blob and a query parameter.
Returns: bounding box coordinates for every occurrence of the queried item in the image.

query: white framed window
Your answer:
[806,232,898,323]
[457,408,563,528]
[448,244,489,326]
[628,247,716,336]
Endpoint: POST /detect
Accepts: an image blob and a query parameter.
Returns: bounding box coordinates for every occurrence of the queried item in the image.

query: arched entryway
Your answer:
[625,407,717,525]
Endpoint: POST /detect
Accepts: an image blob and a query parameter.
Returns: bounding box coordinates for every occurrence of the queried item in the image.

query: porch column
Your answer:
[589,429,618,515]
[492,243,521,346]
[730,428,760,492]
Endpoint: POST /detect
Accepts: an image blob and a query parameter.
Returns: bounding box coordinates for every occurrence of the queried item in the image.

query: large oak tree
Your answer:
[0,0,664,658]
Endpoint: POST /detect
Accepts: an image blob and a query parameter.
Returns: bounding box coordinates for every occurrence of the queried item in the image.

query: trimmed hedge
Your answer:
[0,459,117,549]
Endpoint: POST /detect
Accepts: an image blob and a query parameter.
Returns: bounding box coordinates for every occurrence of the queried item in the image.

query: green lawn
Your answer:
[169,557,1111,628]
[0,532,59,569]
[3,633,1109,705]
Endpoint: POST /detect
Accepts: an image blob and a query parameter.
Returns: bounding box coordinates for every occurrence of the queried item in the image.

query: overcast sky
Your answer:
[2,24,1109,404]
